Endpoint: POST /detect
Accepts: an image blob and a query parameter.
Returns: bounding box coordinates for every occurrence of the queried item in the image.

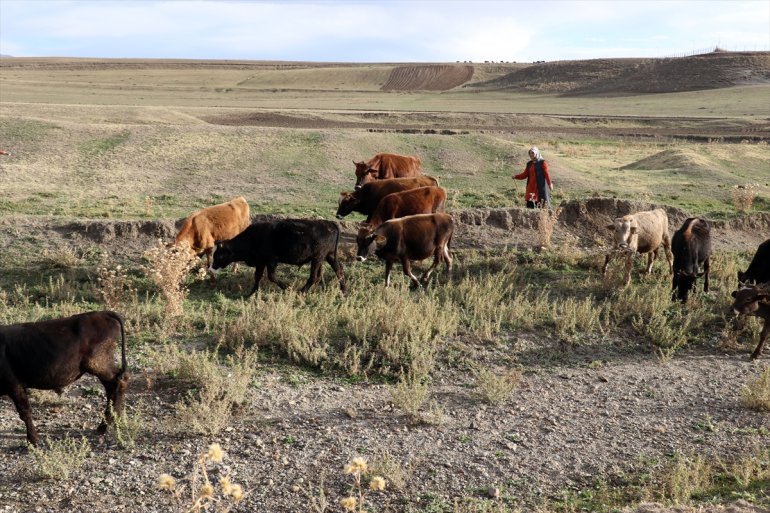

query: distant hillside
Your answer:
[1,51,768,96]
[468,51,770,96]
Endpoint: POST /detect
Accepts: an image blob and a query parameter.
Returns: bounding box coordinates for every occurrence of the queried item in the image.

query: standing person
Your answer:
[512,146,553,208]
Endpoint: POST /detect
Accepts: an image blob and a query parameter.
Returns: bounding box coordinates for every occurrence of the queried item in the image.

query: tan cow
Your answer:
[603,208,673,286]
[353,153,423,189]
[175,196,251,269]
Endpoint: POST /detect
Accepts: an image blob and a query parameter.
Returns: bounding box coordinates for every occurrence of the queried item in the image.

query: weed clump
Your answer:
[28,436,90,481]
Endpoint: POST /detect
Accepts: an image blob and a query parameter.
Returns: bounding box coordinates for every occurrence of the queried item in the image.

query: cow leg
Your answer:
[384,261,394,287]
[93,369,129,434]
[266,262,289,290]
[249,264,266,296]
[301,259,323,293]
[602,253,612,275]
[9,384,40,446]
[402,258,421,289]
[750,319,770,360]
[645,250,657,274]
[703,257,710,292]
[420,251,442,286]
[663,234,674,274]
[326,255,347,293]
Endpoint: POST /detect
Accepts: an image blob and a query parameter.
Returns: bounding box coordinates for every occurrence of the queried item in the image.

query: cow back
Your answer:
[371,186,447,226]
[625,208,669,253]
[176,196,251,253]
[377,213,453,261]
[358,176,439,215]
[740,238,770,285]
[672,218,711,272]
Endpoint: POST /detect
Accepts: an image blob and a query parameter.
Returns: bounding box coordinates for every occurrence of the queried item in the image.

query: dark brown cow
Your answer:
[738,238,770,286]
[730,283,770,359]
[356,186,447,260]
[175,196,251,269]
[358,213,453,288]
[0,311,128,445]
[671,218,711,302]
[336,175,439,220]
[210,219,346,296]
[353,153,422,189]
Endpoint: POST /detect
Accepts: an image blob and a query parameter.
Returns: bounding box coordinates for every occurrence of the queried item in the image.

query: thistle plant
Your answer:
[143,239,196,319]
[339,457,387,512]
[157,443,245,512]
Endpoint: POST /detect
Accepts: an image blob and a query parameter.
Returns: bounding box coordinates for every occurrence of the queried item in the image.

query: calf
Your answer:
[356,186,447,259]
[175,196,251,270]
[210,219,346,295]
[671,218,711,302]
[0,311,128,445]
[603,208,673,286]
[358,213,453,288]
[730,283,770,359]
[336,175,439,220]
[354,153,422,189]
[738,238,770,286]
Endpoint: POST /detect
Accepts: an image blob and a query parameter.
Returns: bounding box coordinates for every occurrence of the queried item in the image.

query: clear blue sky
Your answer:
[1,1,768,62]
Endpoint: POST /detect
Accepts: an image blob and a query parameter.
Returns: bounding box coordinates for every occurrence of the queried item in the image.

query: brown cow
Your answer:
[354,153,422,189]
[603,208,673,286]
[730,283,770,359]
[0,311,128,445]
[356,186,447,259]
[175,196,251,269]
[336,175,438,220]
[358,213,453,288]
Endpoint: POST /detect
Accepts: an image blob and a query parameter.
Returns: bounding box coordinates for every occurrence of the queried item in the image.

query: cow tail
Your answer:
[334,222,341,261]
[107,311,128,375]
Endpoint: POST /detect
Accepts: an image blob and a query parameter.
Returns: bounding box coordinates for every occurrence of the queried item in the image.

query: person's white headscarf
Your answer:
[529,146,543,161]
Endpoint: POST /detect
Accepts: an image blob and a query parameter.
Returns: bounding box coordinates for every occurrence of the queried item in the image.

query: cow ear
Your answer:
[731,290,738,298]
[368,168,378,175]
[605,224,615,230]
[629,226,638,234]
[375,234,386,244]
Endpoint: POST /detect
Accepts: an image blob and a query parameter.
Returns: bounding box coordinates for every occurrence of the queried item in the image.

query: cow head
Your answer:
[336,191,359,219]
[354,161,377,189]
[672,269,703,302]
[355,224,376,261]
[209,240,235,273]
[606,217,638,250]
[730,283,770,316]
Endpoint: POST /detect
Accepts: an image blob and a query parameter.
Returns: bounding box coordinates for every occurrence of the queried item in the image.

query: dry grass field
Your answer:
[0,54,769,513]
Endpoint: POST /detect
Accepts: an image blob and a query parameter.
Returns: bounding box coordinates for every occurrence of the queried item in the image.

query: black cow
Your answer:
[730,283,770,359]
[738,238,770,286]
[671,218,711,302]
[210,219,346,295]
[0,311,128,445]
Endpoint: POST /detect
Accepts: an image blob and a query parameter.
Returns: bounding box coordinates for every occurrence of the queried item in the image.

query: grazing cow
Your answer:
[353,153,423,189]
[356,186,447,259]
[175,196,251,269]
[730,283,770,359]
[358,213,453,288]
[0,311,128,446]
[210,219,346,295]
[603,208,673,286]
[336,175,439,220]
[738,238,770,286]
[671,218,712,302]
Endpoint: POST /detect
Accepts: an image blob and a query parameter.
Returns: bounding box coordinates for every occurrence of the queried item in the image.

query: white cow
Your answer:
[603,208,673,286]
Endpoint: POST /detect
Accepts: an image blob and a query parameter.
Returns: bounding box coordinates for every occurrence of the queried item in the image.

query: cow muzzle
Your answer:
[356,256,366,263]
[208,266,220,275]
[336,214,344,219]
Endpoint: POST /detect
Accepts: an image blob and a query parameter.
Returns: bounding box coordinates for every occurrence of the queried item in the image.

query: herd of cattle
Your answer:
[1,152,769,446]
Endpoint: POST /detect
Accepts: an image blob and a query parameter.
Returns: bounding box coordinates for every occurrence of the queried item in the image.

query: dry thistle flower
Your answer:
[207,443,225,463]
[229,483,244,501]
[344,457,368,474]
[369,475,386,491]
[158,473,176,491]
[200,483,215,498]
[340,496,357,511]
[219,476,232,494]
